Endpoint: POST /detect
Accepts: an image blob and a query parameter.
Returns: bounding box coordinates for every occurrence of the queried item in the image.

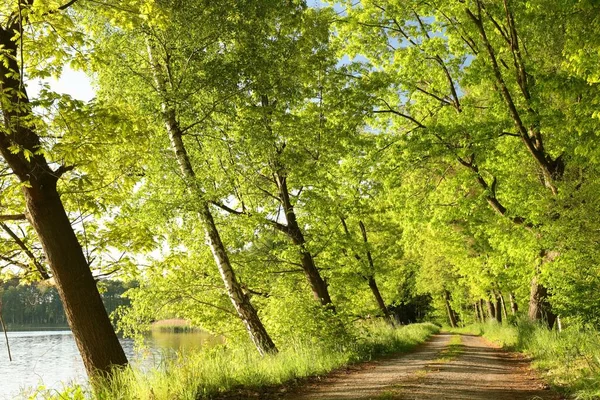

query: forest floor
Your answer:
[230,332,564,400]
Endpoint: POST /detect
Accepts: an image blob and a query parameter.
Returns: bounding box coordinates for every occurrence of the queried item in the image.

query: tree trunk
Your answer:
[26,186,129,374]
[509,293,518,315]
[479,299,486,321]
[358,220,392,322]
[200,203,277,355]
[147,40,277,355]
[486,299,496,321]
[528,276,556,329]
[274,172,333,308]
[499,293,508,321]
[444,290,457,328]
[0,27,127,377]
[0,299,12,361]
[495,294,503,324]
[367,276,393,323]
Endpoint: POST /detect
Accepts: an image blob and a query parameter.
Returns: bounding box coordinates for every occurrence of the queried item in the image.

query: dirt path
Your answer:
[284,333,562,400]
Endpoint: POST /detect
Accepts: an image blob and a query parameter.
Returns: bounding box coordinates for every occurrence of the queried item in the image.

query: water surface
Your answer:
[0,330,218,399]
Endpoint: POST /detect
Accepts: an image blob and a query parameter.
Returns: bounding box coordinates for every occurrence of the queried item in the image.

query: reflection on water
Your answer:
[0,330,219,399]
[149,329,222,353]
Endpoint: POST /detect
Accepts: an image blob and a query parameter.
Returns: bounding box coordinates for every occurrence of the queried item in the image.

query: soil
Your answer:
[217,333,563,400]
[282,333,562,400]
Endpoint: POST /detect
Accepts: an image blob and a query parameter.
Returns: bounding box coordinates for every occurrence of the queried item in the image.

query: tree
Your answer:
[338,0,600,327]
[0,1,127,376]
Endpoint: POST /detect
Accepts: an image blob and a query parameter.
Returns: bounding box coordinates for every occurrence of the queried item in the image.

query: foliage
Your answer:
[31,322,439,400]
[0,280,134,328]
[455,321,600,399]
[0,0,600,394]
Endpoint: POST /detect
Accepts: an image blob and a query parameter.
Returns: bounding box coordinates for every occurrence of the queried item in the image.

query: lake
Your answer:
[0,330,219,399]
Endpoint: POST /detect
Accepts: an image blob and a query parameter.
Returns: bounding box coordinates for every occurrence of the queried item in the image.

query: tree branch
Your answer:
[209,201,245,215]
[58,0,80,10]
[0,214,26,221]
[0,222,50,279]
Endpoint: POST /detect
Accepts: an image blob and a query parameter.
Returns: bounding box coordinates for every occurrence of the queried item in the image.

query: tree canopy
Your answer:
[0,0,599,370]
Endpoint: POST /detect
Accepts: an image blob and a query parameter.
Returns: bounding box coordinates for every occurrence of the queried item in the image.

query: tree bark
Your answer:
[495,294,503,324]
[509,293,518,315]
[444,290,457,328]
[486,299,496,321]
[0,298,12,361]
[367,276,393,323]
[340,217,391,320]
[274,172,333,308]
[0,25,127,377]
[474,301,482,322]
[479,299,486,322]
[357,220,392,322]
[200,203,277,355]
[528,276,557,329]
[499,293,508,321]
[147,40,277,355]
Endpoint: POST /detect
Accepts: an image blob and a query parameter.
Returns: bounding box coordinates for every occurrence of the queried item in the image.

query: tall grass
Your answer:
[453,321,600,400]
[29,322,439,400]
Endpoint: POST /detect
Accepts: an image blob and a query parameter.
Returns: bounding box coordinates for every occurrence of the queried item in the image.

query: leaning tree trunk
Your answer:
[0,297,12,361]
[0,27,127,377]
[499,293,508,321]
[337,218,394,323]
[147,40,277,355]
[200,203,277,355]
[359,221,393,322]
[274,172,333,308]
[444,290,457,328]
[25,185,129,373]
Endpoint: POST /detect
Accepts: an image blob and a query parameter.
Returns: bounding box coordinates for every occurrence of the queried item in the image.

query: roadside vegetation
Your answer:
[0,0,599,397]
[451,321,600,400]
[27,322,439,400]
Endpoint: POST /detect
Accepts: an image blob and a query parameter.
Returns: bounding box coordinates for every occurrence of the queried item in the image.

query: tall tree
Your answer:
[0,1,127,376]
[339,0,600,327]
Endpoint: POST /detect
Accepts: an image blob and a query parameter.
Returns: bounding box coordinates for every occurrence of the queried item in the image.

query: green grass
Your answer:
[449,321,600,400]
[29,322,439,400]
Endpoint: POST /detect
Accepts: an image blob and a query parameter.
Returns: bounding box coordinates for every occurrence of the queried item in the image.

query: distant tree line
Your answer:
[0,280,134,328]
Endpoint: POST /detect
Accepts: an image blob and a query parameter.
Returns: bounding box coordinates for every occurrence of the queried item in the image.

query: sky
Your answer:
[27,66,95,102]
[30,1,341,103]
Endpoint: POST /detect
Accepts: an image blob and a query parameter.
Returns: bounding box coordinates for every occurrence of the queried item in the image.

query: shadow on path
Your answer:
[284,333,561,400]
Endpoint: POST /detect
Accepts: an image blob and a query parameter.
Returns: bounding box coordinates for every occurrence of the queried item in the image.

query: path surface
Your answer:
[285,333,562,400]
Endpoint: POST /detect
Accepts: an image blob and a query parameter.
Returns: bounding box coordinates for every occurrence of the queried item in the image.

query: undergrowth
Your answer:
[450,321,600,400]
[28,322,439,400]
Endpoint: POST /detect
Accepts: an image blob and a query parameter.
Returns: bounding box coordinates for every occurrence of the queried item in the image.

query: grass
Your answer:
[449,321,600,400]
[29,322,439,400]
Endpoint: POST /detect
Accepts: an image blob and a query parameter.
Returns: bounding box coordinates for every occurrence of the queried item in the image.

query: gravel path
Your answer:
[284,333,562,400]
